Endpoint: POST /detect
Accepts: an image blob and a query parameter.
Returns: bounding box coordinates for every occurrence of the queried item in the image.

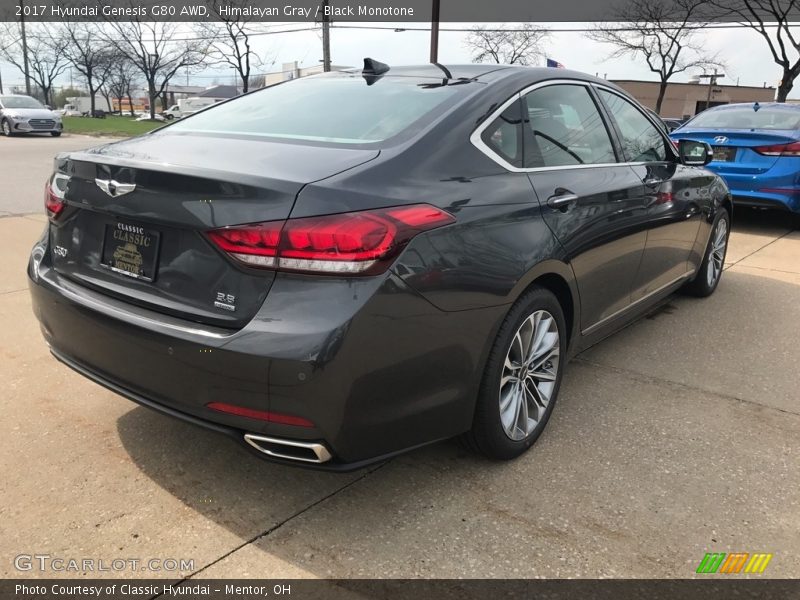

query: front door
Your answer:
[596,88,703,300]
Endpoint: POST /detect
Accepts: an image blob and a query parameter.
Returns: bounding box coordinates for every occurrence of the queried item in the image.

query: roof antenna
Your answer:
[362,57,390,86]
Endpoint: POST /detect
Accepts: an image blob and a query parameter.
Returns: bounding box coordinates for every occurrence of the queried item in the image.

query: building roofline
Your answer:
[610,79,775,91]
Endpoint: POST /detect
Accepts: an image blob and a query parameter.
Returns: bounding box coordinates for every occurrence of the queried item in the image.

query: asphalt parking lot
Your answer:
[1,133,799,579]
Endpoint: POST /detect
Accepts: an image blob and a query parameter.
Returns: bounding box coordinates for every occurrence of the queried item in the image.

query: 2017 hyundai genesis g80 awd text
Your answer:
[28,61,731,469]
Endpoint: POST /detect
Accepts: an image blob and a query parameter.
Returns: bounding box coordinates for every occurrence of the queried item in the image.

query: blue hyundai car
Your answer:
[671,102,800,214]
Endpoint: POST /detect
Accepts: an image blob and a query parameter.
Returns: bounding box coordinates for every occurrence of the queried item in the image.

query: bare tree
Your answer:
[465,24,549,66]
[707,0,800,102]
[588,0,721,114]
[199,1,274,94]
[57,22,116,116]
[101,20,209,119]
[0,23,68,106]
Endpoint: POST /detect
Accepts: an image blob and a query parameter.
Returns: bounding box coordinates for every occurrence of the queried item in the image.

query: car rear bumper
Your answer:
[28,232,505,468]
[705,161,800,213]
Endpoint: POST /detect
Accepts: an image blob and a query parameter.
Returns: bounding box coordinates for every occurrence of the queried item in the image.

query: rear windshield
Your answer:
[166,74,467,145]
[0,95,44,109]
[686,105,800,130]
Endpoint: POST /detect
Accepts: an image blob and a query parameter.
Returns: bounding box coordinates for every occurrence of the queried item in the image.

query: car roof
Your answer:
[340,64,628,89]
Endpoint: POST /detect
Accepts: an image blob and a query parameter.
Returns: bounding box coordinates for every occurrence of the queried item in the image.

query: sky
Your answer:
[0,21,792,97]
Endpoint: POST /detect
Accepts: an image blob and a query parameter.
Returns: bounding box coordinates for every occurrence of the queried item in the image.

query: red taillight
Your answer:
[206,402,315,428]
[207,222,281,267]
[753,141,800,156]
[44,173,70,220]
[207,204,455,275]
[44,182,65,219]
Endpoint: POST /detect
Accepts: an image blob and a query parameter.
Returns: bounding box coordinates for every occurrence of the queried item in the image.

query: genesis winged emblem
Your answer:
[95,178,136,198]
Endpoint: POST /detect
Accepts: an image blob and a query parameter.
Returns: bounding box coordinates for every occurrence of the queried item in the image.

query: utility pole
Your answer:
[20,0,32,95]
[698,69,724,111]
[429,0,440,64]
[321,0,331,72]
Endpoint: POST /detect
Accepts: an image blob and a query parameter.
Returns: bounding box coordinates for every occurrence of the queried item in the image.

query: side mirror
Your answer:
[678,139,713,166]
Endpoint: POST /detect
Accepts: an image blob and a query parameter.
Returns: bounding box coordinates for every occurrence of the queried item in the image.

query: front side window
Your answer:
[523,84,616,168]
[599,89,667,162]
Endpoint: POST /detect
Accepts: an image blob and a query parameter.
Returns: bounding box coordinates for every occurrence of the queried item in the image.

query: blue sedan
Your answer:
[671,102,800,214]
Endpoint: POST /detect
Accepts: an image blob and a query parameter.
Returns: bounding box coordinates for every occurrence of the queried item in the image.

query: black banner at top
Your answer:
[2,0,799,23]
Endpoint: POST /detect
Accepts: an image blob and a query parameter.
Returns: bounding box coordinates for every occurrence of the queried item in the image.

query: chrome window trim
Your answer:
[470,78,677,172]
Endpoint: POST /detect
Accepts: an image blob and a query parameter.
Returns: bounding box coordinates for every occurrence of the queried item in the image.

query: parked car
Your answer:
[28,62,731,469]
[671,102,800,214]
[1,94,63,137]
[662,117,685,132]
[163,104,181,119]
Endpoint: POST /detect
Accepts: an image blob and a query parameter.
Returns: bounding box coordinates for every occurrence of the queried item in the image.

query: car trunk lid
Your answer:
[51,132,379,329]
[673,128,798,175]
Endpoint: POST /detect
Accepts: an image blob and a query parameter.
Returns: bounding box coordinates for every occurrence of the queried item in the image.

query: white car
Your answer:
[135,113,166,122]
[1,94,64,137]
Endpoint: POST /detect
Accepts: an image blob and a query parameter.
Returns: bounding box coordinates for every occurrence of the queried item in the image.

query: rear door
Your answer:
[596,87,703,300]
[521,82,649,331]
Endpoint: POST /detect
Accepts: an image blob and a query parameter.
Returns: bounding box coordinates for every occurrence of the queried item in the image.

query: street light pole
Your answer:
[429,0,440,64]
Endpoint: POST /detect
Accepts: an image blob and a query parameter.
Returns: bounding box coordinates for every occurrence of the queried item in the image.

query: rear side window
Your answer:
[480,103,524,167]
[523,84,616,168]
[167,75,465,145]
[599,89,667,162]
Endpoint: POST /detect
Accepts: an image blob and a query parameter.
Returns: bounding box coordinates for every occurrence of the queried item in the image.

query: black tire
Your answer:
[50,131,62,137]
[1,119,13,137]
[463,286,567,460]
[683,209,730,297]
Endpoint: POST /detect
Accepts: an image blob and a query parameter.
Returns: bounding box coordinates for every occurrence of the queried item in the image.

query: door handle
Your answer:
[547,190,579,210]
[643,177,662,188]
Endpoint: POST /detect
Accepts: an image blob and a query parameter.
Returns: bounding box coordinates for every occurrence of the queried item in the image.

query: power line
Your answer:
[332,22,793,33]
[13,20,794,45]
[14,24,320,44]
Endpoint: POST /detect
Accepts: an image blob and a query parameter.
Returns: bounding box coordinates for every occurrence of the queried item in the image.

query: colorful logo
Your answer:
[696,552,773,574]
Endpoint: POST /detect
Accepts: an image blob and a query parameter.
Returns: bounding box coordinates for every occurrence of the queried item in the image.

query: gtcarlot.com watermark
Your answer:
[14,554,194,573]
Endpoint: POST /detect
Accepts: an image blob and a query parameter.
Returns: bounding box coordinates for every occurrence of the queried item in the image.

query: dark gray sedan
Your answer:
[28,62,731,469]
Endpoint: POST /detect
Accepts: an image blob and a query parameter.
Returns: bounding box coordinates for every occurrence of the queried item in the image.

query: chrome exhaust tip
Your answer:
[243,433,333,464]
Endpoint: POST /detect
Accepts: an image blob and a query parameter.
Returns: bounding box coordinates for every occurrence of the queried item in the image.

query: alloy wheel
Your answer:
[499,310,560,441]
[706,218,728,287]
[1,121,10,136]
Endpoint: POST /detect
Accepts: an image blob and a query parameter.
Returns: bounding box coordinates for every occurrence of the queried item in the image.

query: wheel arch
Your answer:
[508,259,581,353]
